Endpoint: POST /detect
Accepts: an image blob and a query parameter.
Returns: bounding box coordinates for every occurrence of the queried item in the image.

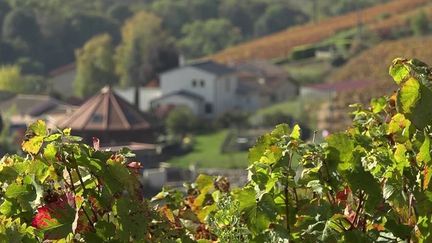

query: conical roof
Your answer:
[59,86,151,131]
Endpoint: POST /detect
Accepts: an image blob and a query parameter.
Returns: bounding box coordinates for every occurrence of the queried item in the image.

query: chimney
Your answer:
[179,54,186,67]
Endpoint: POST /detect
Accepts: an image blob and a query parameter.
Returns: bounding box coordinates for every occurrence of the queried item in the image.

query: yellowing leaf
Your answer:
[397,77,420,114]
[417,134,431,165]
[290,124,301,140]
[389,59,410,85]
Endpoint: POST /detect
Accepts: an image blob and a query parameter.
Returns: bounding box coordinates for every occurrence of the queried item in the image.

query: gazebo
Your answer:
[59,86,155,145]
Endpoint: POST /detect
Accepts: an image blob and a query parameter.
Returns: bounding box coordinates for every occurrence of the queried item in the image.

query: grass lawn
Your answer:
[167,130,249,169]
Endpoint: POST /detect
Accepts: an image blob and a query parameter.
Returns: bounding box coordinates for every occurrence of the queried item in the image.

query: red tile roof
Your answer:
[59,86,152,131]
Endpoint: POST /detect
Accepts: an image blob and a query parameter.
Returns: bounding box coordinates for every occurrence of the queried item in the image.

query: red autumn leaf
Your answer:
[92,137,100,151]
[336,187,351,203]
[32,206,58,229]
[127,161,142,169]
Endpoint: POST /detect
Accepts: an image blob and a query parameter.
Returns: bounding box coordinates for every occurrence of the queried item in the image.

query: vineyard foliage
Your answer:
[210,0,427,63]
[3,58,432,241]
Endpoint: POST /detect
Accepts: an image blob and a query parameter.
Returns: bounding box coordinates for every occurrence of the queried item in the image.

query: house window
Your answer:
[205,103,213,114]
[200,79,205,87]
[91,114,103,123]
[192,79,197,87]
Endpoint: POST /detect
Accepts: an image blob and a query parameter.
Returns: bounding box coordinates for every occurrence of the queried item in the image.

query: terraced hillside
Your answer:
[209,0,429,63]
[328,36,432,85]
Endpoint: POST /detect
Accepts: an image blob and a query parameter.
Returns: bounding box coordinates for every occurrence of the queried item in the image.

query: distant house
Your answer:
[233,60,298,111]
[151,61,238,118]
[48,63,76,98]
[300,80,376,98]
[0,94,76,143]
[0,94,76,126]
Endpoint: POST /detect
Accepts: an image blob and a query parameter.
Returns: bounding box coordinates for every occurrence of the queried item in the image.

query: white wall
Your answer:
[115,87,162,111]
[214,75,238,115]
[160,67,216,104]
[50,70,76,98]
[151,95,203,116]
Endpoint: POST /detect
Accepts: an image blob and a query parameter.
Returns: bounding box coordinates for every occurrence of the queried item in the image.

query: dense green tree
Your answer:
[188,0,219,20]
[2,8,41,51]
[74,34,117,98]
[165,106,198,136]
[254,4,308,36]
[64,13,120,49]
[0,40,16,64]
[116,11,178,106]
[108,4,133,23]
[0,65,45,93]
[15,57,44,74]
[0,0,10,35]
[218,0,254,36]
[179,18,242,58]
[150,0,190,37]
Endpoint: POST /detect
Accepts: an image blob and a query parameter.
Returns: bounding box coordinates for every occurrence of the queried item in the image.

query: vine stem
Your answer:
[351,190,365,229]
[284,151,295,233]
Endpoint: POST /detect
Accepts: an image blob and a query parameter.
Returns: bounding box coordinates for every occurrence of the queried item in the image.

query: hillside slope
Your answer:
[209,0,428,64]
[328,36,432,85]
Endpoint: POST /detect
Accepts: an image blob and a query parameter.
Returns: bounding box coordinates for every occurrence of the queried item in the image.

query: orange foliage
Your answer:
[209,0,428,64]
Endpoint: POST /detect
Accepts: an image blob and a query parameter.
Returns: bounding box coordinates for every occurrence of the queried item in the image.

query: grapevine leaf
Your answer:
[417,133,431,165]
[394,144,409,173]
[22,120,47,154]
[370,97,387,114]
[389,59,410,85]
[385,218,412,240]
[5,183,32,199]
[326,133,354,171]
[387,114,412,143]
[195,174,214,194]
[396,77,420,114]
[344,230,373,243]
[306,180,323,195]
[290,124,301,140]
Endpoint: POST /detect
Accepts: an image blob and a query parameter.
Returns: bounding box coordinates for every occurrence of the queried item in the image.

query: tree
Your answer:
[150,0,190,37]
[218,0,254,36]
[411,11,429,36]
[0,40,16,64]
[188,0,219,20]
[165,106,197,136]
[116,11,178,106]
[64,13,120,49]
[0,65,45,93]
[2,8,41,52]
[254,4,309,36]
[108,4,133,23]
[0,0,10,35]
[15,57,44,74]
[74,34,117,98]
[179,18,242,58]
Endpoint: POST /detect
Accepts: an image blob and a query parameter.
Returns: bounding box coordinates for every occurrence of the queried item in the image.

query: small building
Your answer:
[233,60,298,111]
[0,94,76,143]
[58,86,156,145]
[48,63,76,98]
[153,60,238,118]
[300,80,375,98]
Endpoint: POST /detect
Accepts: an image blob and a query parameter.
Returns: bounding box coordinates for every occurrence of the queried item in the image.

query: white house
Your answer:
[151,61,238,118]
[114,80,162,112]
